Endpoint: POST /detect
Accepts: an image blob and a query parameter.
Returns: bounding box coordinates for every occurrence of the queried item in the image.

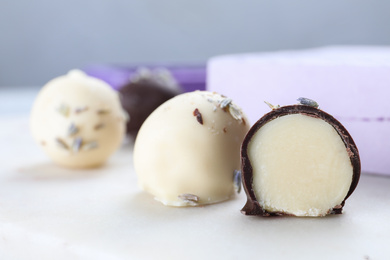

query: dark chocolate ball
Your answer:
[119,79,180,138]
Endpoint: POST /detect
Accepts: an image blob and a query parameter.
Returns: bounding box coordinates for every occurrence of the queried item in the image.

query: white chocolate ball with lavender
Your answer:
[134,91,250,206]
[30,70,126,168]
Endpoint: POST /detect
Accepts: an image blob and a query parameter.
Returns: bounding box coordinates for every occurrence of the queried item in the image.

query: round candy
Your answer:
[241,100,361,217]
[134,91,250,206]
[119,68,181,138]
[30,70,126,168]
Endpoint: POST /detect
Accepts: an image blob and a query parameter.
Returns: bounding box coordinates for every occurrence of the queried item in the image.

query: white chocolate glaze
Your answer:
[134,91,250,206]
[30,70,126,168]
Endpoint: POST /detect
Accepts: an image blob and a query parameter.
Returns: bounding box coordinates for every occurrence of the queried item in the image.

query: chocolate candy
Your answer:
[134,91,250,206]
[118,68,181,138]
[30,70,126,168]
[241,99,360,217]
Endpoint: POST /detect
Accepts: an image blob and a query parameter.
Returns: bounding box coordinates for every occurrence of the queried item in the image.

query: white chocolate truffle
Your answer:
[30,70,126,168]
[134,91,250,206]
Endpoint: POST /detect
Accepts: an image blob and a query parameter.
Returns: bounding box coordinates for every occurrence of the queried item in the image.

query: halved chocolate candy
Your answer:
[241,103,360,217]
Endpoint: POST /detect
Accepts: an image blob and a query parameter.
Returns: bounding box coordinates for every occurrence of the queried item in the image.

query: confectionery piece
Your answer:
[241,99,360,217]
[207,46,390,175]
[30,70,126,168]
[134,91,250,206]
[118,68,181,138]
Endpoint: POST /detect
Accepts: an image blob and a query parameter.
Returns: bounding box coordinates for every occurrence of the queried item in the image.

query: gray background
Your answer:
[1,0,390,86]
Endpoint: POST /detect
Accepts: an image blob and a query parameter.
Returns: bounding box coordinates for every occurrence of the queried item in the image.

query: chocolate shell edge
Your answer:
[240,105,361,217]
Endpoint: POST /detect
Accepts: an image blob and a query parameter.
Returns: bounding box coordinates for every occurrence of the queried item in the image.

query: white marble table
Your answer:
[0,87,389,259]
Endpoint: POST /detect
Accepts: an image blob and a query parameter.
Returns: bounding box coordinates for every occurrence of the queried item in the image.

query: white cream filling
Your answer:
[248,114,353,216]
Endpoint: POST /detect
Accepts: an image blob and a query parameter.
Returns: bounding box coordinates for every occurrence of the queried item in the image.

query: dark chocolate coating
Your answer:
[119,80,180,138]
[241,105,361,216]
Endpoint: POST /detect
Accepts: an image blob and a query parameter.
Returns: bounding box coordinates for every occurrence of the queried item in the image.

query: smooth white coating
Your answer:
[134,91,250,206]
[30,70,126,168]
[249,114,353,216]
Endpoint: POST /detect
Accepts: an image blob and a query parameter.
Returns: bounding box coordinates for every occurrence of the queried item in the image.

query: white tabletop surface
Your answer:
[0,87,389,260]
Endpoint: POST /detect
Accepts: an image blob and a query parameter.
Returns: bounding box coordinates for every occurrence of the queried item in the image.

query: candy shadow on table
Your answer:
[125,191,247,222]
[12,162,109,181]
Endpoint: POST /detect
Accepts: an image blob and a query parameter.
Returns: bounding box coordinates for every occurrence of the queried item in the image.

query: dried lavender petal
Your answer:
[68,123,79,136]
[178,193,199,203]
[97,109,111,115]
[94,123,105,130]
[74,106,89,114]
[72,137,83,153]
[228,105,243,121]
[57,104,70,117]
[55,138,69,150]
[297,97,319,108]
[82,141,98,151]
[220,98,232,109]
[233,170,242,193]
[264,101,280,110]
[193,108,203,125]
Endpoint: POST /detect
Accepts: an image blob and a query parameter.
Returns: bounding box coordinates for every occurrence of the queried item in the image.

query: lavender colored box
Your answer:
[207,46,390,175]
[83,64,206,92]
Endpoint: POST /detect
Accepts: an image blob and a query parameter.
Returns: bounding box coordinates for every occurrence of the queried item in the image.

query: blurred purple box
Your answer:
[83,64,206,92]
